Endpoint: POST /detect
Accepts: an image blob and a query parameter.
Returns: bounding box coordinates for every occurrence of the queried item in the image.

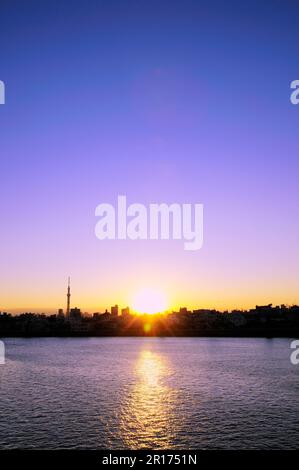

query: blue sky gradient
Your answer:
[1,0,299,311]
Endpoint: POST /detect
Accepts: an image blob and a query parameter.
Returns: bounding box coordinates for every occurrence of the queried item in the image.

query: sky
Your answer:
[0,0,299,313]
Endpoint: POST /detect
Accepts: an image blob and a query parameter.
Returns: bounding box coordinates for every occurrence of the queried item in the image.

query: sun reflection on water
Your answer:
[118,348,179,449]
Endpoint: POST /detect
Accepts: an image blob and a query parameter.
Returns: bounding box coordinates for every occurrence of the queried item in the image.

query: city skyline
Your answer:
[2,275,299,315]
[1,299,299,338]
[1,0,299,455]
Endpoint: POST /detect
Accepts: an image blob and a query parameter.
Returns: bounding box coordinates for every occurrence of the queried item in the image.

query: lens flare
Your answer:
[131,288,168,314]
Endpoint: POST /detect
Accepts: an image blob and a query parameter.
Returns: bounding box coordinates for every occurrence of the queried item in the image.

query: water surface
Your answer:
[0,337,298,449]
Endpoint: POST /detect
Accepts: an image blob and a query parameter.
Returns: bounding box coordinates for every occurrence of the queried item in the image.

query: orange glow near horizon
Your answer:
[131,288,169,315]
[3,276,299,314]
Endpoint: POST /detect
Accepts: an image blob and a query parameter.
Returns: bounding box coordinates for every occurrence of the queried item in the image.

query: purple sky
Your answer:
[0,0,299,312]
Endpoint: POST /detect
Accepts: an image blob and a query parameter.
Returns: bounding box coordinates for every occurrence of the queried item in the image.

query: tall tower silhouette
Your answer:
[66,277,71,317]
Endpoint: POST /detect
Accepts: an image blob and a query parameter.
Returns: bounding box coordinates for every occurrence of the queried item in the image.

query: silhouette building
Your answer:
[121,307,130,316]
[70,307,82,321]
[66,277,71,318]
[57,308,64,318]
[111,304,118,316]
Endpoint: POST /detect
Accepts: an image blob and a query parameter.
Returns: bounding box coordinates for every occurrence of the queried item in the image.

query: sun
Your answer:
[131,288,168,314]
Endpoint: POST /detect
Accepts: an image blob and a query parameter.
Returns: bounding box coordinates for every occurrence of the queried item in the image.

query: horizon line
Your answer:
[2,301,299,316]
